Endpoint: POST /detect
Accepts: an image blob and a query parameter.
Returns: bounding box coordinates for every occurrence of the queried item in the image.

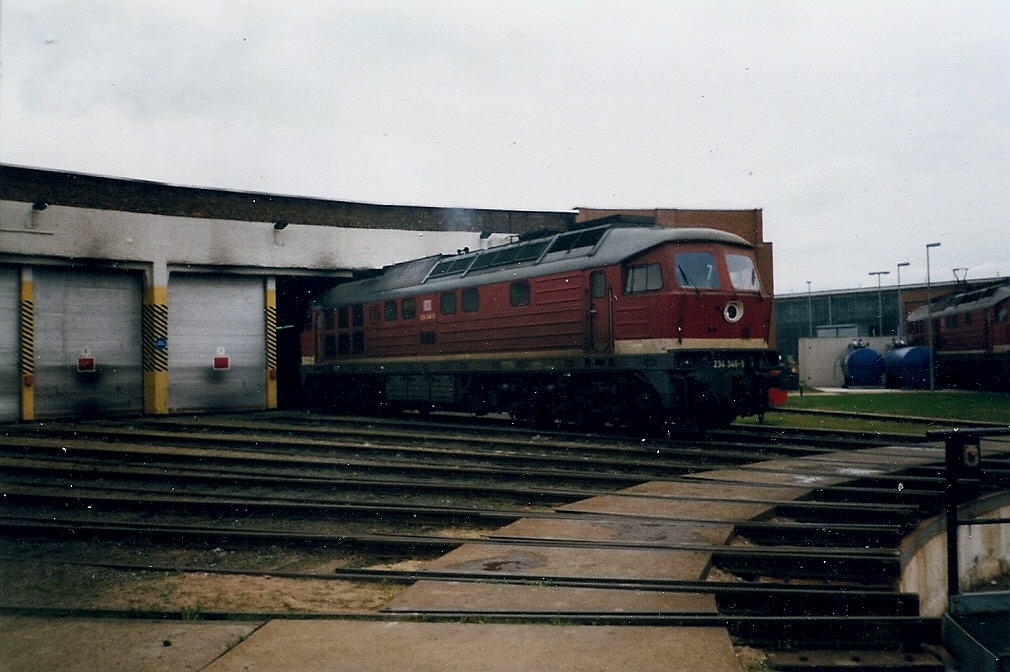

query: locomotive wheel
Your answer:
[513,404,554,429]
[694,390,725,432]
[574,405,607,431]
[598,375,666,436]
[630,389,666,436]
[510,387,555,429]
[556,376,605,431]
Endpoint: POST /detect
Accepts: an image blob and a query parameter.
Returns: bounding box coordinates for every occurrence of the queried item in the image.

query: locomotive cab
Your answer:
[611,239,775,429]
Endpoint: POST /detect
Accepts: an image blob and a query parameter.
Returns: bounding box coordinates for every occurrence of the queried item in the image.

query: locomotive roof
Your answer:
[312,224,752,308]
[907,279,1010,322]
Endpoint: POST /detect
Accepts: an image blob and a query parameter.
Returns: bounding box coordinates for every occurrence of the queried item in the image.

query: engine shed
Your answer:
[1,164,772,421]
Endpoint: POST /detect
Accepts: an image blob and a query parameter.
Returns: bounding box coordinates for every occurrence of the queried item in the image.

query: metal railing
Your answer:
[926,426,1010,599]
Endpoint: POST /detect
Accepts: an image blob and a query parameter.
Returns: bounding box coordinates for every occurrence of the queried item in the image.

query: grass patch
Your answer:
[736,412,942,436]
[783,390,1010,424]
[736,390,1009,436]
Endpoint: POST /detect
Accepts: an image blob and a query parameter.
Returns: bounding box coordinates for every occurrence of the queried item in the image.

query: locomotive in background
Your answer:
[300,219,783,432]
[906,278,1010,391]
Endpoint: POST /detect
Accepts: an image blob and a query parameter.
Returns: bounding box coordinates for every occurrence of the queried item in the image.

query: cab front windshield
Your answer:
[726,253,761,291]
[674,251,719,289]
[673,250,761,292]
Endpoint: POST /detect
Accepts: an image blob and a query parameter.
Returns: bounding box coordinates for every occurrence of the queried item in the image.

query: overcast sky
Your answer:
[2,1,1007,293]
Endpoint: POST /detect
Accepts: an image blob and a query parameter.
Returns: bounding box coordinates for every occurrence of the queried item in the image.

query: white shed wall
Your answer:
[797,336,904,389]
[0,266,18,421]
[0,200,510,276]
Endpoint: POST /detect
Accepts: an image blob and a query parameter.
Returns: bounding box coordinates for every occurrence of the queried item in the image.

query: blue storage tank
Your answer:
[843,346,885,387]
[883,346,931,389]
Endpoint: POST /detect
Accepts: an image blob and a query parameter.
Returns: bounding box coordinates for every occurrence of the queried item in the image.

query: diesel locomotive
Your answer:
[906,278,1010,391]
[300,221,782,432]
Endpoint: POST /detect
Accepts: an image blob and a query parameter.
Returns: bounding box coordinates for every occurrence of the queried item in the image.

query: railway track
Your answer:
[1,411,1008,670]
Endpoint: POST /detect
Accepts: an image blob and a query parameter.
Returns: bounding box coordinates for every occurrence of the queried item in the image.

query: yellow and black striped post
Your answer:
[265,277,278,409]
[19,267,35,421]
[143,285,169,414]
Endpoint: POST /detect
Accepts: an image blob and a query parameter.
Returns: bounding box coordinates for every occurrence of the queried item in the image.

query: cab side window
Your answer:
[625,263,663,293]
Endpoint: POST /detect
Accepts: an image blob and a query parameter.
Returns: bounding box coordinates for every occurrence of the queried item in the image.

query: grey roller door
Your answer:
[168,274,265,412]
[33,267,144,417]
[0,266,19,421]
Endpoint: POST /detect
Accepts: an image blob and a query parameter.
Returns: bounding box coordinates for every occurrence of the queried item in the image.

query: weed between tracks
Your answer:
[0,538,414,615]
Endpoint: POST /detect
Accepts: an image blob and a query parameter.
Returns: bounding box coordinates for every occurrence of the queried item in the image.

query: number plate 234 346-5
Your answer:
[712,359,746,369]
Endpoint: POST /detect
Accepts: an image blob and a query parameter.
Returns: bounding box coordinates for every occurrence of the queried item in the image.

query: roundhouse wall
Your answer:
[1,165,770,418]
[1,165,574,235]
[0,198,512,420]
[2,164,571,419]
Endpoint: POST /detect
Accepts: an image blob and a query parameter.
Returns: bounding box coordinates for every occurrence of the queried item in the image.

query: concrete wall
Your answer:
[1,199,510,282]
[797,336,903,389]
[2,198,517,419]
[900,491,1010,617]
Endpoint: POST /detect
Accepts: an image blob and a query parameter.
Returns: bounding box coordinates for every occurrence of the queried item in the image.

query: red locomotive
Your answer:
[300,220,781,432]
[906,279,1010,391]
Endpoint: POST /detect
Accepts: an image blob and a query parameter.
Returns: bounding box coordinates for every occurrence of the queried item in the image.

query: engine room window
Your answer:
[384,300,398,321]
[726,253,761,291]
[590,271,607,298]
[510,281,531,307]
[462,287,479,313]
[441,292,457,315]
[352,305,364,327]
[625,263,663,293]
[402,297,416,319]
[674,252,719,289]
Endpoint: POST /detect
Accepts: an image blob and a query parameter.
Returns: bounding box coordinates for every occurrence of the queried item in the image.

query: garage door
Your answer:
[168,274,265,412]
[0,266,19,421]
[33,267,144,418]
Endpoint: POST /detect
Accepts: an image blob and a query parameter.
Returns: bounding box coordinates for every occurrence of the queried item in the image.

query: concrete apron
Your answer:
[215,444,956,671]
[208,447,925,671]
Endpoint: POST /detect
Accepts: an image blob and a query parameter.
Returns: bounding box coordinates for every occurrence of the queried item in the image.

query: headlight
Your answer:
[723,301,744,323]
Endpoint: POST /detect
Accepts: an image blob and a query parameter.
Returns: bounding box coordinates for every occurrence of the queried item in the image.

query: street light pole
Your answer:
[806,281,813,338]
[926,242,941,391]
[896,262,910,340]
[869,271,890,336]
